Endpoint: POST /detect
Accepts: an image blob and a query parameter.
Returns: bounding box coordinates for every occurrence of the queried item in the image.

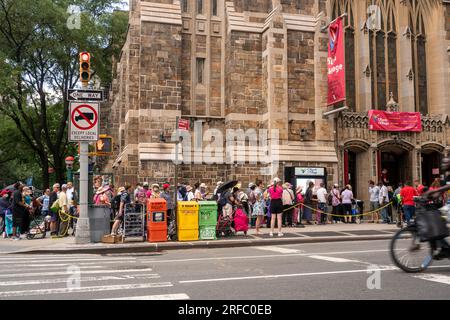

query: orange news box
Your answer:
[146,199,167,242]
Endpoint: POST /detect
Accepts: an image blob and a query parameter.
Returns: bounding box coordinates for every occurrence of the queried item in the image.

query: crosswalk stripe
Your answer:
[254,246,303,254]
[0,268,153,278]
[179,266,398,284]
[3,261,137,267]
[0,265,105,272]
[96,293,190,300]
[0,258,137,264]
[0,282,173,298]
[0,274,160,286]
[307,255,362,263]
[414,273,450,285]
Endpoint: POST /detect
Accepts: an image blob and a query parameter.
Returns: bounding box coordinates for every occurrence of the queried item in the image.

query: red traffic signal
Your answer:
[79,52,91,84]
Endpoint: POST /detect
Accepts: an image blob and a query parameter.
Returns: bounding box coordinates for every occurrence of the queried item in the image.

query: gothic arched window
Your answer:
[332,0,356,111]
[368,0,398,110]
[407,0,428,115]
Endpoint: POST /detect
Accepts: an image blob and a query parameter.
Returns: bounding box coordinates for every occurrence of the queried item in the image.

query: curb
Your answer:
[9,234,393,255]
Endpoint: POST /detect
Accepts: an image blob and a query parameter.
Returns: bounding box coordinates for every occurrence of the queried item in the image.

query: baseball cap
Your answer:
[163,183,170,190]
[143,182,149,187]
[248,182,255,188]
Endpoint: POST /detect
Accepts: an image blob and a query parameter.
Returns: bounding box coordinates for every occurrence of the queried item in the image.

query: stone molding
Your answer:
[140,1,182,25]
[224,1,318,34]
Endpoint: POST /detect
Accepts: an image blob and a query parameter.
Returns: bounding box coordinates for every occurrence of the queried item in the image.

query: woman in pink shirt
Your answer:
[268,178,284,237]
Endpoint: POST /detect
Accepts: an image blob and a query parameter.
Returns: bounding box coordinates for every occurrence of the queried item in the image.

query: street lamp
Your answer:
[65,156,75,183]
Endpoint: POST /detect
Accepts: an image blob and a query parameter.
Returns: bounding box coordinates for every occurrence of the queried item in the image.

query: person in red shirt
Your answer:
[414,180,424,196]
[400,181,418,225]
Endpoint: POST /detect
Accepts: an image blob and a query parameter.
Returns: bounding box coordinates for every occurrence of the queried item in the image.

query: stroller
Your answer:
[27,212,49,240]
[216,214,233,238]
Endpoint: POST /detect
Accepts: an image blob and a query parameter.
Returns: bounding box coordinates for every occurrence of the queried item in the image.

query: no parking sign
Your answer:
[69,102,99,141]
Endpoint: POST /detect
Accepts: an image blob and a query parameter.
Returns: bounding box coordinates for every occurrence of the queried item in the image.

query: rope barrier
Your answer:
[281,200,394,218]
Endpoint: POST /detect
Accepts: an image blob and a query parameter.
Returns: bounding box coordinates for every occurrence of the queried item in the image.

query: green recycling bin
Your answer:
[198,201,218,240]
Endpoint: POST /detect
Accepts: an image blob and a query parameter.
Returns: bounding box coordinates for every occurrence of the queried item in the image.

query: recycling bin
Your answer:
[198,201,218,240]
[177,201,199,241]
[147,199,167,242]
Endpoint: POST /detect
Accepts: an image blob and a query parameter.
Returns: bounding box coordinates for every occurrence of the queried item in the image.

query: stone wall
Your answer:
[140,22,182,116]
[181,33,192,115]
[287,30,316,141]
[225,31,265,116]
[232,0,272,13]
[280,0,315,15]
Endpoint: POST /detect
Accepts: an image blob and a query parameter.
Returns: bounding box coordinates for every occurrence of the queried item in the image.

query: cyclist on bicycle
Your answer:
[423,155,450,260]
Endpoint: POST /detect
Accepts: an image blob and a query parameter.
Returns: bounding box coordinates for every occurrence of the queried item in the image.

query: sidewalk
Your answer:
[1,223,399,255]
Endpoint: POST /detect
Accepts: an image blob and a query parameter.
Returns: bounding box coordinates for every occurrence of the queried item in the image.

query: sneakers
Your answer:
[278,233,284,237]
[269,232,273,237]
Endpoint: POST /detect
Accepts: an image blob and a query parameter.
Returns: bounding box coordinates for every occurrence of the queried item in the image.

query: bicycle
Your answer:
[390,195,449,273]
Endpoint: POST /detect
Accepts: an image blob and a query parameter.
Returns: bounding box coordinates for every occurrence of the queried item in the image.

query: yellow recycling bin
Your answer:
[177,201,199,241]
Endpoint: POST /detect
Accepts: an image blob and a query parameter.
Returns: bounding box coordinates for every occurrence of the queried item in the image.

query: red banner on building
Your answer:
[368,110,422,132]
[327,17,346,106]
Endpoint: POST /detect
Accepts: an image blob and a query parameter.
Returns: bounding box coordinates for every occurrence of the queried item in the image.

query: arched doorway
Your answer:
[377,140,414,188]
[421,144,444,187]
[342,139,371,199]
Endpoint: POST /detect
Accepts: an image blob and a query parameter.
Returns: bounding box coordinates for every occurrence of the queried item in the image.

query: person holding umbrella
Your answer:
[268,178,284,237]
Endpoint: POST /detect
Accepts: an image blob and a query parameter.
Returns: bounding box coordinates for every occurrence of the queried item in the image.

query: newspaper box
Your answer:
[147,199,167,242]
[198,201,217,240]
[177,201,199,241]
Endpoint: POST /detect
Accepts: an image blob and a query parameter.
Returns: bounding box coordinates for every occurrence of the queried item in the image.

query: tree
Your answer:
[0,0,127,188]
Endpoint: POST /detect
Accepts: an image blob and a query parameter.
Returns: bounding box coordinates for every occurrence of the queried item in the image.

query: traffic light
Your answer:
[79,52,91,86]
[96,135,113,155]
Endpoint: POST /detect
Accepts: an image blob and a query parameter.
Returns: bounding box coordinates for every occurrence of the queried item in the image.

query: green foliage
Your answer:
[0,0,128,188]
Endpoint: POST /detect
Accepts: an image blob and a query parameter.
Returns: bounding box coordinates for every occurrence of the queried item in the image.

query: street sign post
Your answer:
[69,102,99,142]
[67,89,104,102]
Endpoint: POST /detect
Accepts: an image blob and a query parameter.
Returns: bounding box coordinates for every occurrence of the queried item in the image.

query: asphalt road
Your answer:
[0,239,449,300]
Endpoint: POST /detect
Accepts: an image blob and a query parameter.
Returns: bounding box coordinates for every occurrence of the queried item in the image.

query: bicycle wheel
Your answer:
[390,225,434,273]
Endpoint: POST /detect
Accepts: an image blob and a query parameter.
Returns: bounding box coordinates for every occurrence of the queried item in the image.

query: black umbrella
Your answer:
[216,180,238,195]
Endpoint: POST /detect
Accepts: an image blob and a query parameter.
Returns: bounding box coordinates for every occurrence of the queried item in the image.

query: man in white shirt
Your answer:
[282,183,295,227]
[378,181,390,223]
[368,180,380,223]
[316,183,328,224]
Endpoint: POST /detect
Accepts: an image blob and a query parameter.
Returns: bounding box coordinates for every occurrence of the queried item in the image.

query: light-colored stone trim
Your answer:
[225,1,319,34]
[125,109,181,122]
[140,1,182,25]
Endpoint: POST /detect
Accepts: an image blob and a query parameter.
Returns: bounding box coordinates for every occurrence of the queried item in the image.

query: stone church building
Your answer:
[100,0,450,203]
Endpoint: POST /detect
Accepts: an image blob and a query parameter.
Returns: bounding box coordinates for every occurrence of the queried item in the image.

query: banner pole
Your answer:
[321,12,348,32]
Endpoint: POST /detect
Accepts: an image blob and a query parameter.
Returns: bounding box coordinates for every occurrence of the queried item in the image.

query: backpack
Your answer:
[416,205,449,242]
[327,193,333,206]
[112,194,121,211]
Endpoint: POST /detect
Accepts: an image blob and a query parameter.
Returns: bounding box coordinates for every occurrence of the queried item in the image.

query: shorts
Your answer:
[270,199,283,215]
[115,211,124,222]
[12,210,23,228]
[50,210,59,222]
